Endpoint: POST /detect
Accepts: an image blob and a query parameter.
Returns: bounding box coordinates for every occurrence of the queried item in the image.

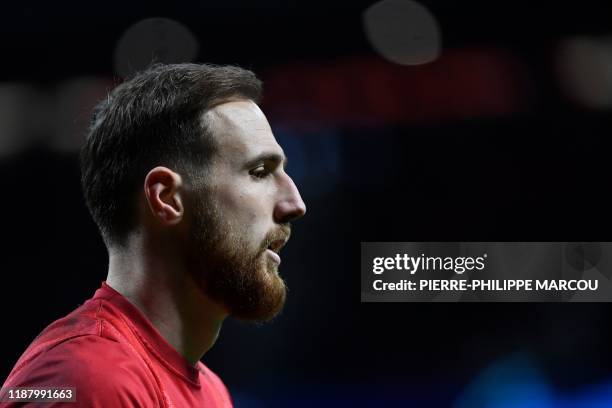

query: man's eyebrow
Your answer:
[245,152,288,168]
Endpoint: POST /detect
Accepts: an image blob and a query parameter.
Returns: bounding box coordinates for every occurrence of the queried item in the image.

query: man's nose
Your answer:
[274,174,306,224]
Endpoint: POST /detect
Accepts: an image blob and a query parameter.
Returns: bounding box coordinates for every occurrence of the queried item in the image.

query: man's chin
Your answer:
[230,291,286,323]
[230,268,287,322]
[194,249,287,322]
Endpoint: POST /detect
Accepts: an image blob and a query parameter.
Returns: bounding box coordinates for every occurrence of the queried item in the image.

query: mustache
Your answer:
[260,224,292,252]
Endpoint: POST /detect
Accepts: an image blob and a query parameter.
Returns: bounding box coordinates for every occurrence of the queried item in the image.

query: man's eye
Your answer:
[249,166,269,179]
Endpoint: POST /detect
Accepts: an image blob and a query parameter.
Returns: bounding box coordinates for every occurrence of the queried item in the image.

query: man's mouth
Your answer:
[266,248,281,264]
[266,238,287,265]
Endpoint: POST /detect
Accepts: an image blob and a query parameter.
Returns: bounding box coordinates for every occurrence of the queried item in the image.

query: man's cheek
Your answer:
[211,179,247,209]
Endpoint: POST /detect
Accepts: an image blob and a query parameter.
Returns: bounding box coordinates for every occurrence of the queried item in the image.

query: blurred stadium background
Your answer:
[2,0,612,406]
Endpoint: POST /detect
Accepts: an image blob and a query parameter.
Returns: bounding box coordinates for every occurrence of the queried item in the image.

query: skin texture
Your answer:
[106,99,306,365]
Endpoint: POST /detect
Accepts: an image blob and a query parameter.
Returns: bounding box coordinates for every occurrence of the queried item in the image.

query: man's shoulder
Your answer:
[8,299,128,374]
[3,300,163,406]
[4,334,162,406]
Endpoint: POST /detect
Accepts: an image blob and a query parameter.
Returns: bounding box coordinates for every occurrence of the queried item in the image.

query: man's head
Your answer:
[81,63,306,322]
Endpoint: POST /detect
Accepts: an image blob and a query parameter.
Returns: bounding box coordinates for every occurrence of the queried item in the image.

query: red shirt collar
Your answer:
[93,281,204,385]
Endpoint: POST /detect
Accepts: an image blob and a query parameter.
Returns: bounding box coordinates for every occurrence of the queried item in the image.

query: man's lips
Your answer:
[266,248,282,264]
[265,237,288,264]
[268,238,287,253]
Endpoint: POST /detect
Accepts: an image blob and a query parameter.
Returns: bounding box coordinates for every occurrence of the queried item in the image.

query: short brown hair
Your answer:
[80,63,262,247]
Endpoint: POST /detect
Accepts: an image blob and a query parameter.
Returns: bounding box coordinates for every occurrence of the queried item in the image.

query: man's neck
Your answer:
[106,244,227,366]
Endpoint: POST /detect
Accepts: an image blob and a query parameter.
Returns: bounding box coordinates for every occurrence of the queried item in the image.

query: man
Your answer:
[1,63,306,407]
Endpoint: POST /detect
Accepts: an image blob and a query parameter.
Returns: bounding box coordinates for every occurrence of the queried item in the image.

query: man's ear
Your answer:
[143,166,184,226]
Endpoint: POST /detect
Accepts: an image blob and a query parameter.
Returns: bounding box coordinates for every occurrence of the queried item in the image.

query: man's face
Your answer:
[187,100,306,322]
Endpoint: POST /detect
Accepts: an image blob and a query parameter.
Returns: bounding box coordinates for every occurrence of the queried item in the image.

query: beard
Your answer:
[186,193,290,322]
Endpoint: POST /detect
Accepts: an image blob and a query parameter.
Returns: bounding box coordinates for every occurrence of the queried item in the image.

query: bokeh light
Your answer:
[0,83,49,157]
[54,77,112,152]
[557,35,612,109]
[362,0,441,65]
[114,17,199,78]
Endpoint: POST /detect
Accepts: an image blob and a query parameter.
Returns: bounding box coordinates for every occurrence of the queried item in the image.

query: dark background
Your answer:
[2,1,612,406]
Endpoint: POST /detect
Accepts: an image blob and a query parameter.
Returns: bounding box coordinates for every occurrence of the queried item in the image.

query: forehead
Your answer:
[205,100,282,162]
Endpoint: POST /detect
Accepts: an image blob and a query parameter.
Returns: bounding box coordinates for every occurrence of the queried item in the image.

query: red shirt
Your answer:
[1,282,233,407]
